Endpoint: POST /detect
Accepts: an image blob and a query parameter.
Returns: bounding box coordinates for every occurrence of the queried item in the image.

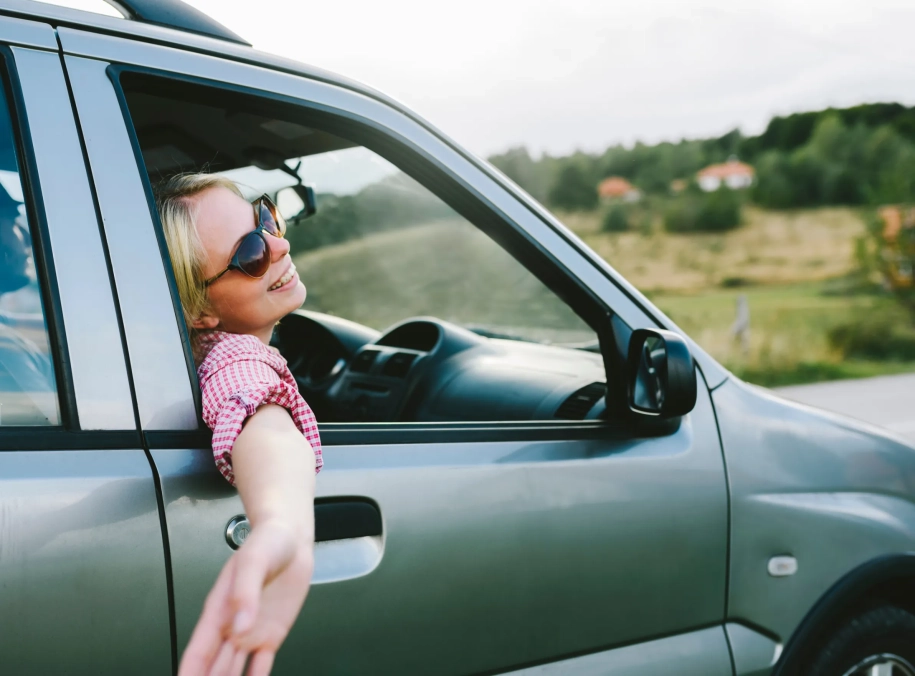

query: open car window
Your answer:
[121,73,609,424]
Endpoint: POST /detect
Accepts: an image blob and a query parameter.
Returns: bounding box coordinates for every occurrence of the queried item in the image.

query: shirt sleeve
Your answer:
[200,357,323,486]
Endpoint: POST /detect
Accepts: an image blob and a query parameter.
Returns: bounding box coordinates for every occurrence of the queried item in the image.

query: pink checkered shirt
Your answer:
[196,330,323,485]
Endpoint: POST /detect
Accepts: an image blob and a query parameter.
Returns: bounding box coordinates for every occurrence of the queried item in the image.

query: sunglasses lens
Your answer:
[258,198,286,237]
[235,232,270,278]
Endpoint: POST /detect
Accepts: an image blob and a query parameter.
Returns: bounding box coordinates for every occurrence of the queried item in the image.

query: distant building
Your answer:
[597,176,641,203]
[696,158,755,192]
[669,178,688,194]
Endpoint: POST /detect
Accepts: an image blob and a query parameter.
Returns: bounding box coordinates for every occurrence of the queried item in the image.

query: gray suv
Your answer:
[0,2,914,675]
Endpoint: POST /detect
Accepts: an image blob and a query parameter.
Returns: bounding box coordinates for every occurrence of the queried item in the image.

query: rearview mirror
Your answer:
[627,328,697,417]
[276,184,317,224]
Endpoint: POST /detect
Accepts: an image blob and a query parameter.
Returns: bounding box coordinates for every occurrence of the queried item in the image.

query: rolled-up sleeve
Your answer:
[200,356,323,486]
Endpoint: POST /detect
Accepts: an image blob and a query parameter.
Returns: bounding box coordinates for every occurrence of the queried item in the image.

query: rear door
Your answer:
[0,17,169,674]
[63,28,733,675]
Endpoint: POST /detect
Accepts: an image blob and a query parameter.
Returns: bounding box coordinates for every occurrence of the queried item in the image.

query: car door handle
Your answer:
[315,499,382,543]
[225,499,382,550]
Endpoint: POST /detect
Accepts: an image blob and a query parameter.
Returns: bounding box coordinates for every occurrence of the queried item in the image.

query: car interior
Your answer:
[120,72,617,425]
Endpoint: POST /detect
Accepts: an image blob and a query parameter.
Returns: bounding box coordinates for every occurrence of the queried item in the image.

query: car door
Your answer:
[0,17,170,674]
[62,27,733,676]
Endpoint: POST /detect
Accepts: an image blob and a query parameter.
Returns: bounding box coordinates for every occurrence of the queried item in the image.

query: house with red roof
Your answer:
[597,176,641,203]
[696,158,755,192]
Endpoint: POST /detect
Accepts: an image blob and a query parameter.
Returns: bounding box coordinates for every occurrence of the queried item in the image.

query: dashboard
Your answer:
[272,310,608,423]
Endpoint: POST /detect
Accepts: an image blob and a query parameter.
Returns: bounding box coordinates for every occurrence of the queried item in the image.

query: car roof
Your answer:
[0,1,398,112]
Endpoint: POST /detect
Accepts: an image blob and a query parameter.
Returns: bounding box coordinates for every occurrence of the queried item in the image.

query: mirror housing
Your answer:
[626,328,697,418]
[276,184,317,224]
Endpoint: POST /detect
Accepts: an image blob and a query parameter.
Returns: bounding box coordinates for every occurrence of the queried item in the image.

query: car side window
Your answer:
[233,147,594,346]
[0,74,59,426]
[122,74,608,425]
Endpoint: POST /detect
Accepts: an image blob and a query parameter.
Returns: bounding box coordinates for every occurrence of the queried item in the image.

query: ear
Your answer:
[191,311,220,331]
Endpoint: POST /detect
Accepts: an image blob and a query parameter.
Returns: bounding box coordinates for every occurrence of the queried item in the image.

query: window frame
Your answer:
[110,64,679,445]
[0,44,77,436]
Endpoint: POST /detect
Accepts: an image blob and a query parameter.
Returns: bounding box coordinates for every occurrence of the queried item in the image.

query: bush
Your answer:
[827,313,915,360]
[602,204,630,232]
[663,188,742,233]
[697,187,742,232]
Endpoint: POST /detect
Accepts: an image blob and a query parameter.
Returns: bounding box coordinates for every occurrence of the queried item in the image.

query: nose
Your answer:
[268,231,290,261]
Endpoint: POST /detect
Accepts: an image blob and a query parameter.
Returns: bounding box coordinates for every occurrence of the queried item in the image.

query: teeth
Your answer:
[269,265,295,291]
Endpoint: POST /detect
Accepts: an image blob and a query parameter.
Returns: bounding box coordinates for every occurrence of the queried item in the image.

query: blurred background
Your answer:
[53,0,915,387]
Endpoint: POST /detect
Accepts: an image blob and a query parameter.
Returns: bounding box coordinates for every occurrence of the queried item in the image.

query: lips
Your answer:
[268,261,297,291]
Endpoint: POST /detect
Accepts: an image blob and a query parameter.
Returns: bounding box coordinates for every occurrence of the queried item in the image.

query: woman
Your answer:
[156,173,322,676]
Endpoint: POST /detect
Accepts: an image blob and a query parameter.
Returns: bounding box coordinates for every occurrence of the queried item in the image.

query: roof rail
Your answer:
[107,0,250,46]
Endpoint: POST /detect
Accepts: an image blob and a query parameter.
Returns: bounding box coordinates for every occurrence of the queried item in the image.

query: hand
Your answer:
[178,519,315,676]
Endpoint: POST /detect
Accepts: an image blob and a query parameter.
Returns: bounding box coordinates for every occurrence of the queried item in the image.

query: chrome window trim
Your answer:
[12,46,134,430]
[0,11,56,50]
[64,54,197,430]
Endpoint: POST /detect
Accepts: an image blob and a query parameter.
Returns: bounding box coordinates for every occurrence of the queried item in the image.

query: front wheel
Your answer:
[806,606,915,676]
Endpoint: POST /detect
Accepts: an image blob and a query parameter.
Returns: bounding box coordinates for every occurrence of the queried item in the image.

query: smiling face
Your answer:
[191,186,306,342]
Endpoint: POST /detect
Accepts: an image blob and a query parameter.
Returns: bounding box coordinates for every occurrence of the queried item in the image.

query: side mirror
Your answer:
[627,328,697,417]
[276,184,317,224]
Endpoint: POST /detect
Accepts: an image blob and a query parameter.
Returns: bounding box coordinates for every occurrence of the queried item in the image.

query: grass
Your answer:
[650,282,915,386]
[292,205,915,387]
[293,219,595,344]
[561,205,866,293]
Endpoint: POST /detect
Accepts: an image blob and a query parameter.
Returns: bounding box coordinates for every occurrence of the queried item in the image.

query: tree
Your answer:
[548,163,598,211]
[488,146,549,202]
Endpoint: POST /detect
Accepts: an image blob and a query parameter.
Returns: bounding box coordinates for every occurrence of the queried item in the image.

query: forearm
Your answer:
[231,403,316,537]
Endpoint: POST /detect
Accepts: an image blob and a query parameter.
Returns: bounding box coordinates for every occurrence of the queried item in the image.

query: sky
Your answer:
[48,0,915,158]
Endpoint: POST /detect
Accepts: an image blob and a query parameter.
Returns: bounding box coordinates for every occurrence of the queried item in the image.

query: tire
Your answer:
[805,605,915,676]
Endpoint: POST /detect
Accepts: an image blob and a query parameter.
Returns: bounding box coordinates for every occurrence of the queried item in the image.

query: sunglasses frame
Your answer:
[203,194,286,287]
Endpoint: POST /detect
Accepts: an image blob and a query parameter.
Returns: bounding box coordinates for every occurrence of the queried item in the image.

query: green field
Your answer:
[293,207,915,387]
[294,219,595,345]
[652,283,915,386]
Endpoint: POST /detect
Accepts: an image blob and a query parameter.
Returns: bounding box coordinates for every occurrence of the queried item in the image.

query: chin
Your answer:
[281,280,307,313]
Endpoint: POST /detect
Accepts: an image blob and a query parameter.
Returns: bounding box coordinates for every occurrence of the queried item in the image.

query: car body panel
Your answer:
[500,626,733,675]
[153,369,728,675]
[713,378,915,644]
[0,449,172,673]
[726,623,782,676]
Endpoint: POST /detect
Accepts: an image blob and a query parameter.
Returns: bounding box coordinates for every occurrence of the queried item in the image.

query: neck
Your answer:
[253,326,274,345]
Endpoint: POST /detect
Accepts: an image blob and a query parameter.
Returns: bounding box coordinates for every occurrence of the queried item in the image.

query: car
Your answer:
[0,1,914,675]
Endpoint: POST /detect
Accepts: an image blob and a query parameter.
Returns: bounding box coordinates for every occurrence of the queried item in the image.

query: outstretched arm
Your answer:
[179,403,316,676]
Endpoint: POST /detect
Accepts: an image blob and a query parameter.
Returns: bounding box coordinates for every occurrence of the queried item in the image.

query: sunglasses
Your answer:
[203,194,287,287]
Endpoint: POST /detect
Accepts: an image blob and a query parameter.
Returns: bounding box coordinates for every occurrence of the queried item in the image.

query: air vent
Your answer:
[350,350,379,373]
[383,352,417,378]
[555,382,606,420]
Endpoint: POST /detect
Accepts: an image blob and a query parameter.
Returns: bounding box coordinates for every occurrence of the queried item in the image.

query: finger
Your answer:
[228,648,250,676]
[246,650,276,676]
[207,640,237,676]
[179,557,238,676]
[229,545,270,639]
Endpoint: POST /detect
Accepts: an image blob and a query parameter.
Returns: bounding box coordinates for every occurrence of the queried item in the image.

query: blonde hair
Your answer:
[154,173,243,339]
